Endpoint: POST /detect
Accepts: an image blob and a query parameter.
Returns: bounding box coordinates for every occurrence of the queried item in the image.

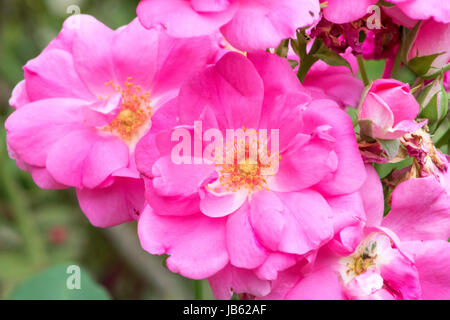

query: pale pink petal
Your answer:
[9,80,30,109]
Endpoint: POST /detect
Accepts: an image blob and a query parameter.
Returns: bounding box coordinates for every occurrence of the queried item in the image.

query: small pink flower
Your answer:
[137,0,320,52]
[6,15,216,227]
[136,51,367,298]
[259,166,450,300]
[358,79,425,140]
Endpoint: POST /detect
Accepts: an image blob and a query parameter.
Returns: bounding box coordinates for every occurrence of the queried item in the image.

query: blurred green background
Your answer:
[0,0,212,300]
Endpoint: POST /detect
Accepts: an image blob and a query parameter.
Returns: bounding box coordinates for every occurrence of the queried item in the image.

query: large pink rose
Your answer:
[135,51,368,298]
[358,79,425,140]
[5,15,216,227]
[259,167,450,300]
[137,0,320,52]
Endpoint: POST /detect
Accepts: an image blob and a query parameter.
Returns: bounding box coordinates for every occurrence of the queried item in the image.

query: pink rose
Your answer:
[136,52,367,298]
[6,15,216,227]
[358,79,425,140]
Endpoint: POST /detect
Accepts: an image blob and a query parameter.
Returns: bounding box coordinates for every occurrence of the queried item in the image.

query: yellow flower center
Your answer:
[102,78,152,141]
[214,130,280,193]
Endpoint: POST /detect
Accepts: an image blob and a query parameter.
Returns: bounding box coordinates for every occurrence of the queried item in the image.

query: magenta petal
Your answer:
[383,177,450,241]
[403,240,450,300]
[200,187,248,218]
[152,156,216,197]
[322,0,378,24]
[179,52,264,130]
[254,253,300,281]
[360,164,384,227]
[30,166,68,190]
[76,176,145,228]
[249,190,285,251]
[113,19,213,96]
[221,0,320,52]
[286,266,345,300]
[277,191,334,255]
[5,98,92,167]
[46,129,129,188]
[24,48,94,101]
[306,100,366,195]
[268,134,336,192]
[72,15,116,96]
[138,206,228,279]
[226,202,269,269]
[327,192,365,255]
[137,0,237,37]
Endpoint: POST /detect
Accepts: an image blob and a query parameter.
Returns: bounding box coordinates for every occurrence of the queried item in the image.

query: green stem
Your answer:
[422,63,450,80]
[193,280,203,300]
[357,56,370,86]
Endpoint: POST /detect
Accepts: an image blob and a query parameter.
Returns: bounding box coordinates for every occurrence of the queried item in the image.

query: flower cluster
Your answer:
[5,0,450,300]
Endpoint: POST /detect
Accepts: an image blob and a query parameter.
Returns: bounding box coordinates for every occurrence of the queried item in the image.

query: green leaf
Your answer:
[400,22,421,64]
[373,157,414,179]
[8,264,110,300]
[392,65,417,86]
[377,0,395,6]
[408,52,444,76]
[288,59,299,69]
[377,139,401,160]
[418,77,449,132]
[313,44,352,72]
[274,39,290,58]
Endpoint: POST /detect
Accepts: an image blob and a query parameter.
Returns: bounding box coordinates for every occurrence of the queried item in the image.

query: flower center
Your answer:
[102,78,152,141]
[214,131,278,192]
[345,240,378,277]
